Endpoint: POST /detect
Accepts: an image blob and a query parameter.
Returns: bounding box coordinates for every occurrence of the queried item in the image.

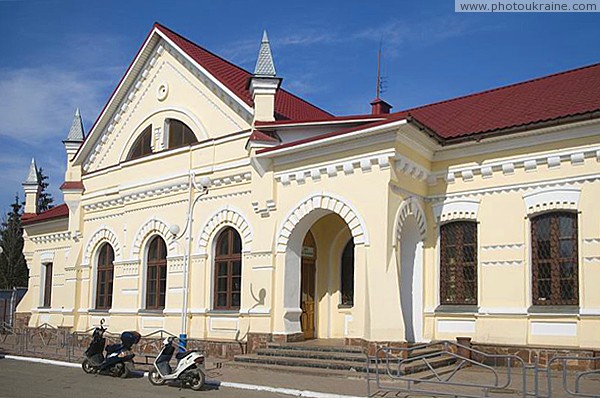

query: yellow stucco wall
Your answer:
[17,32,600,350]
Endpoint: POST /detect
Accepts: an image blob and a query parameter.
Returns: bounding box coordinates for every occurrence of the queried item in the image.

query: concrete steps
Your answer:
[233,341,457,377]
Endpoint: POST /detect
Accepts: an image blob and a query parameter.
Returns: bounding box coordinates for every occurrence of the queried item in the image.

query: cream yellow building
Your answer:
[16,23,600,355]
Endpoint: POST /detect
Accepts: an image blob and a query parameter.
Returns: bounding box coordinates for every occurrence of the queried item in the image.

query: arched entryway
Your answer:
[275,194,369,340]
[396,197,427,343]
[399,216,424,342]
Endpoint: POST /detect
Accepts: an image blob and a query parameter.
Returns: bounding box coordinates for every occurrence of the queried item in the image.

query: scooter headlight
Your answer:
[194,356,204,364]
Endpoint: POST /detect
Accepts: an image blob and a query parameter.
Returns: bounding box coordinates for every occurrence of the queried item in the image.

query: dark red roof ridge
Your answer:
[399,60,600,115]
[154,23,333,120]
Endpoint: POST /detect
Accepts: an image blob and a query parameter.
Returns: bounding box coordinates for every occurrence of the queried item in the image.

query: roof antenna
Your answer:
[370,38,392,115]
[376,37,387,99]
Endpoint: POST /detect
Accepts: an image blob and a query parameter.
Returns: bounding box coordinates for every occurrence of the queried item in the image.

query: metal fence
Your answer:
[0,322,186,366]
[366,341,600,398]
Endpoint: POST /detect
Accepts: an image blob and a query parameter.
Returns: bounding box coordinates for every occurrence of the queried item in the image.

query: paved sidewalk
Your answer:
[4,337,600,398]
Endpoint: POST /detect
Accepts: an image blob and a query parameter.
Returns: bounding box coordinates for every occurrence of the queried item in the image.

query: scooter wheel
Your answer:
[111,362,126,378]
[148,369,166,386]
[82,359,94,374]
[189,369,205,391]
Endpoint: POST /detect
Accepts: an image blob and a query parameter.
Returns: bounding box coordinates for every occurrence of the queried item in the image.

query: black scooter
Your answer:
[82,319,141,378]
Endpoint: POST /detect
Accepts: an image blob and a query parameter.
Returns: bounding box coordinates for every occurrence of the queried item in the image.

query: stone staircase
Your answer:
[233,341,457,378]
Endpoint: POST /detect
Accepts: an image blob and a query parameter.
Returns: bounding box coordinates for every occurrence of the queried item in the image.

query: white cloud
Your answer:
[0,33,125,209]
[0,67,113,143]
[354,17,470,56]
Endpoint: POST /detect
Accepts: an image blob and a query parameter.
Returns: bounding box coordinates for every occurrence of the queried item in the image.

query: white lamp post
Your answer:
[170,172,211,350]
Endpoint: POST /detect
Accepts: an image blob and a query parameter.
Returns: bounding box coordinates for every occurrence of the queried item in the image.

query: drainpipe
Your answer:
[171,171,211,351]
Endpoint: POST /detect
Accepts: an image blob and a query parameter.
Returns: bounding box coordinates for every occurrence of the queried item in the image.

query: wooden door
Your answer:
[300,231,316,339]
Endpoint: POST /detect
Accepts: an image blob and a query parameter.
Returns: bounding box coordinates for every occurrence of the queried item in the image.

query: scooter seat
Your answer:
[175,350,195,360]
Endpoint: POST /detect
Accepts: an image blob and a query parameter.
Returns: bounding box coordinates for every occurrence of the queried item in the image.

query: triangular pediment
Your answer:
[73,25,255,173]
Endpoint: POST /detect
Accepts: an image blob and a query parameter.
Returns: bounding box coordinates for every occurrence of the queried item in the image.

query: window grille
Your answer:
[531,212,578,306]
[440,221,478,305]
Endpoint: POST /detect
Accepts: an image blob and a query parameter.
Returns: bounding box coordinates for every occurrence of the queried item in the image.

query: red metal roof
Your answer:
[60,181,85,190]
[404,61,600,140]
[155,23,332,121]
[259,61,600,153]
[22,203,69,226]
[248,130,279,143]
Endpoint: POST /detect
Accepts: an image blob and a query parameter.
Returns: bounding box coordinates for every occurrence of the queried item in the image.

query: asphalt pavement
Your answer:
[0,358,291,398]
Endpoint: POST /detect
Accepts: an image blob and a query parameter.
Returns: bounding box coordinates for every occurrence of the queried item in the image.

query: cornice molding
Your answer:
[82,171,251,213]
[274,150,393,186]
[30,232,71,245]
[427,173,600,203]
[443,145,600,185]
[395,155,432,183]
[432,119,600,162]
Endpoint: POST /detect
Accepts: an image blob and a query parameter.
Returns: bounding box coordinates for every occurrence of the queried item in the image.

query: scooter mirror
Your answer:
[100,318,105,326]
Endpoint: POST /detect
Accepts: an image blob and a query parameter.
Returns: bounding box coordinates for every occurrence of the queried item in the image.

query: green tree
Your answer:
[37,167,54,212]
[0,194,28,289]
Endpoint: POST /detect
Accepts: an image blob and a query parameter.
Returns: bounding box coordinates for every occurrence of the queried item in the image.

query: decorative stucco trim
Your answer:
[131,217,177,258]
[522,186,581,216]
[395,155,431,183]
[432,198,480,223]
[40,251,54,264]
[482,243,524,251]
[82,227,122,266]
[395,197,427,242]
[82,172,251,213]
[30,232,71,245]
[84,43,165,172]
[481,260,523,267]
[274,150,393,186]
[427,173,599,203]
[276,193,369,253]
[197,207,253,255]
[443,144,600,184]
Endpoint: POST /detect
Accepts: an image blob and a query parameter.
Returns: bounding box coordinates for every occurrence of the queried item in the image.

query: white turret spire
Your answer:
[253,30,277,77]
[24,158,39,185]
[65,108,85,142]
[249,30,282,123]
[22,158,41,214]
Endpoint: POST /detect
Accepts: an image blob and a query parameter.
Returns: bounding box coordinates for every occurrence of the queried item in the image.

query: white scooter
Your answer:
[148,336,206,391]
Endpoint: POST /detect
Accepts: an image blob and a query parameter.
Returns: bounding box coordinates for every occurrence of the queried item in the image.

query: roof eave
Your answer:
[255,118,408,158]
[440,110,600,146]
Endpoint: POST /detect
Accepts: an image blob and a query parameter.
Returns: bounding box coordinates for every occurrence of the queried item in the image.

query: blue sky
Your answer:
[0,0,599,212]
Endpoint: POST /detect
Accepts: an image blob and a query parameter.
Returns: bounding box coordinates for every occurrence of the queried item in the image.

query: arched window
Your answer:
[95,243,115,310]
[213,227,242,310]
[127,125,153,160]
[440,221,477,305]
[146,236,167,310]
[531,212,578,306]
[340,239,355,306]
[167,119,197,149]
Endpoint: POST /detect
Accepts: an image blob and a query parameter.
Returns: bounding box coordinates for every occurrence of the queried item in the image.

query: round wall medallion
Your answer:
[157,83,169,101]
